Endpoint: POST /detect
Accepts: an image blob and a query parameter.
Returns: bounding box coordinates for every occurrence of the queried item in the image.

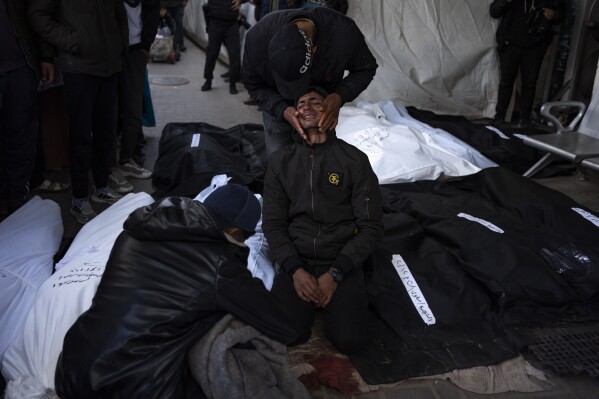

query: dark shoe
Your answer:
[229,82,238,95]
[201,80,212,91]
[243,98,257,106]
[70,197,97,224]
[220,72,230,78]
[179,45,187,52]
[175,51,181,61]
[517,119,533,129]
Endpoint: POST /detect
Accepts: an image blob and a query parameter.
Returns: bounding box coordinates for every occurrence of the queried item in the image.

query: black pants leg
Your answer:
[519,42,547,121]
[322,267,368,354]
[0,66,38,210]
[495,45,523,121]
[204,21,232,80]
[119,49,147,162]
[63,72,118,198]
[271,265,368,354]
[271,268,317,345]
[168,6,185,49]
[222,23,241,82]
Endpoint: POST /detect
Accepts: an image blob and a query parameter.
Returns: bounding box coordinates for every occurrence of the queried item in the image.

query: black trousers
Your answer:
[495,42,547,122]
[167,5,185,49]
[271,264,368,354]
[203,20,241,82]
[119,49,147,162]
[63,72,118,198]
[0,65,38,209]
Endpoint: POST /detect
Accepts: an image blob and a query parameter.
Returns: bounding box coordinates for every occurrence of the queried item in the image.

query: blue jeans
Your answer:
[167,6,185,49]
[262,111,294,156]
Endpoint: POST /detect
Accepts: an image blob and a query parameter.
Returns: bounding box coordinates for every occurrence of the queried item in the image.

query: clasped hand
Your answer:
[292,268,337,308]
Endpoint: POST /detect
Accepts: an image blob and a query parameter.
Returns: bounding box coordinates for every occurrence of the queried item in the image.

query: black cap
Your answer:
[268,24,313,100]
[296,85,328,104]
[203,184,261,236]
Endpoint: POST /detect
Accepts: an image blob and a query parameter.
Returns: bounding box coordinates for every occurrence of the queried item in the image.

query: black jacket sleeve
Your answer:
[241,38,290,120]
[330,22,378,105]
[27,0,80,54]
[262,160,305,272]
[216,256,298,345]
[141,0,161,51]
[334,155,384,274]
[490,0,514,19]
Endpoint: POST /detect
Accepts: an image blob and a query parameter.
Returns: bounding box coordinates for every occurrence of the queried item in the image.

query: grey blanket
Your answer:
[188,314,310,399]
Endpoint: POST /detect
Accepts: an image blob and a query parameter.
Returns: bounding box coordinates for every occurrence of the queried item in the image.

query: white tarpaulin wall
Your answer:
[349,0,499,118]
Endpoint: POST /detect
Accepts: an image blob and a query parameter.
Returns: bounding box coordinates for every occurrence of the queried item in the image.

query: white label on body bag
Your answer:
[457,212,504,234]
[191,133,201,147]
[392,254,436,326]
[572,207,599,228]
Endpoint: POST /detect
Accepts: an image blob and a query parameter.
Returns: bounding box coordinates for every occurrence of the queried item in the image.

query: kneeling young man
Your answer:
[263,87,384,354]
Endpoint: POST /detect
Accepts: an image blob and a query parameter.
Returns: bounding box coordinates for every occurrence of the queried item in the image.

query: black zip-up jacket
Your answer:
[241,7,378,120]
[4,0,54,80]
[490,0,563,48]
[27,0,128,76]
[262,132,384,275]
[55,197,297,399]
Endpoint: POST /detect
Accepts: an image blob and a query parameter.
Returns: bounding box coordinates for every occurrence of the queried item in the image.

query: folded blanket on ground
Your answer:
[188,314,309,399]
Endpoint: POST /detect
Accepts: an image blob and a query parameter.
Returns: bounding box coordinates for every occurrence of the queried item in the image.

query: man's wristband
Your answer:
[327,267,343,283]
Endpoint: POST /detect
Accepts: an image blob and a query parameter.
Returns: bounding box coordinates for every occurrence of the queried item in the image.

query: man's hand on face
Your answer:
[318,93,342,133]
[283,106,308,142]
[292,268,322,303]
[315,273,337,308]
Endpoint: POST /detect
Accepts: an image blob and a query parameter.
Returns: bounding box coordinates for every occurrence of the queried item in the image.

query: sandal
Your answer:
[36,179,71,193]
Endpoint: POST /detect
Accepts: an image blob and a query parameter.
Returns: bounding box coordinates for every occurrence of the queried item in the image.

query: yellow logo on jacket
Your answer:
[328,173,341,186]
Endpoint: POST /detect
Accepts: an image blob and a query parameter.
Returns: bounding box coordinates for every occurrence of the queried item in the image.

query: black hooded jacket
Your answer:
[241,7,378,120]
[55,197,297,399]
[262,132,384,275]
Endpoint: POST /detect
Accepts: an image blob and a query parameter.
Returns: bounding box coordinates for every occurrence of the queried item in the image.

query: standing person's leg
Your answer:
[519,43,547,124]
[262,111,294,156]
[63,72,97,199]
[90,73,122,205]
[223,22,241,94]
[118,49,151,181]
[202,21,227,91]
[63,72,99,223]
[171,5,185,51]
[270,267,317,345]
[321,267,368,355]
[495,45,523,122]
[0,66,38,213]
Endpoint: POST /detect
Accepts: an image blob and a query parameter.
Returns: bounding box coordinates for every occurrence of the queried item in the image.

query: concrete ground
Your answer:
[20,38,599,397]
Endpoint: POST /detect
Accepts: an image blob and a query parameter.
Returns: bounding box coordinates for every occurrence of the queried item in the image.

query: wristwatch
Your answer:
[327,267,344,283]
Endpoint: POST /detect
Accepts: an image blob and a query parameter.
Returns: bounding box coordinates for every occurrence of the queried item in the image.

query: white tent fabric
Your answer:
[1,193,154,396]
[349,0,499,118]
[336,105,482,185]
[0,196,62,364]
